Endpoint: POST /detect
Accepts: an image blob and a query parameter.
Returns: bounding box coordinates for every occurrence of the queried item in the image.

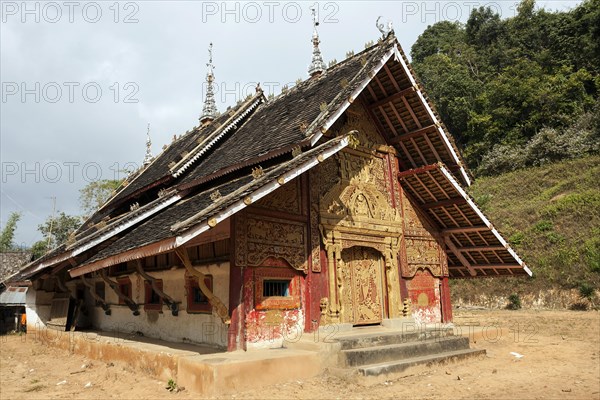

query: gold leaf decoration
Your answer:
[251,166,264,179]
[210,190,222,202]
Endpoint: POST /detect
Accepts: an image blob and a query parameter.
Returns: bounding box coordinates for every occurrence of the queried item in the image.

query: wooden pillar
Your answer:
[440,276,453,323]
[228,215,246,351]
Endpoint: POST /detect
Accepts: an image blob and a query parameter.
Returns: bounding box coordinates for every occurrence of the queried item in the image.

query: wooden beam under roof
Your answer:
[444,235,476,276]
[389,103,409,134]
[398,141,418,168]
[402,96,422,129]
[397,163,439,178]
[442,225,488,234]
[383,64,401,92]
[458,245,507,252]
[421,198,467,209]
[378,105,399,136]
[469,264,520,270]
[367,86,416,110]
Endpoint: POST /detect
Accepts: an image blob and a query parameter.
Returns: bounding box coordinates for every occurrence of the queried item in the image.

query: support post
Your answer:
[99,270,140,316]
[175,248,231,324]
[80,274,111,315]
[135,260,179,316]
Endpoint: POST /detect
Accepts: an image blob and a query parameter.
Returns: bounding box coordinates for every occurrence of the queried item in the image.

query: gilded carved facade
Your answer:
[236,104,450,328]
[317,104,404,324]
[235,178,309,272]
[400,191,449,278]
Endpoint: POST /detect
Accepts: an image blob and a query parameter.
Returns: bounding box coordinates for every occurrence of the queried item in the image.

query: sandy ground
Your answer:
[0,309,598,399]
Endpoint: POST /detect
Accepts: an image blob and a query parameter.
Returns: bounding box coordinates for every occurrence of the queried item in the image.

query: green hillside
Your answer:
[451,156,600,304]
[410,0,599,175]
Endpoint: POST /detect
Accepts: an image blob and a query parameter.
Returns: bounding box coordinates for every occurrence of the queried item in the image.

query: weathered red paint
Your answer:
[243,265,306,348]
[407,269,441,324]
[440,276,453,323]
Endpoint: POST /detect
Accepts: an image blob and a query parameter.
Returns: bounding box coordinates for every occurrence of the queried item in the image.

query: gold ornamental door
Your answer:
[340,247,385,325]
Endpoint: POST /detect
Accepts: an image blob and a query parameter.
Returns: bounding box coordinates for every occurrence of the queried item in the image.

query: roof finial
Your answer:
[200,42,218,125]
[308,7,326,78]
[143,123,153,166]
[376,16,394,39]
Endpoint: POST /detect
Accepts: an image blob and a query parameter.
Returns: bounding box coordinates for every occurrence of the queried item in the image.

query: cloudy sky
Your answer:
[0,0,581,247]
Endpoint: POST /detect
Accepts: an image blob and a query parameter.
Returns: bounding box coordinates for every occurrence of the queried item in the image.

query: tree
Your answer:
[79,179,122,218]
[0,212,21,252]
[411,0,598,173]
[30,240,50,260]
[30,212,81,260]
[37,212,81,249]
[411,21,465,64]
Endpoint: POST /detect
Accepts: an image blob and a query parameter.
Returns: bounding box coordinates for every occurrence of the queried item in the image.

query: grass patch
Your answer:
[461,155,600,298]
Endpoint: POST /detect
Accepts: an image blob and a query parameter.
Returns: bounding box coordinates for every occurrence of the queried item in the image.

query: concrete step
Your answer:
[336,327,454,351]
[341,336,470,367]
[357,348,486,377]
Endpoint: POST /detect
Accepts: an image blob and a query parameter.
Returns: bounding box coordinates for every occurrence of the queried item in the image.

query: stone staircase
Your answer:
[335,326,485,377]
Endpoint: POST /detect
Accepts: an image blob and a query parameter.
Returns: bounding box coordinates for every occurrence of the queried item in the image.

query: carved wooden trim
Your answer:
[135,260,179,315]
[99,270,139,315]
[175,247,231,324]
[80,274,110,315]
[243,214,308,273]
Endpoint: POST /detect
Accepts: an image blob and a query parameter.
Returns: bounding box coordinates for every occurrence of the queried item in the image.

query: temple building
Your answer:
[5,29,530,352]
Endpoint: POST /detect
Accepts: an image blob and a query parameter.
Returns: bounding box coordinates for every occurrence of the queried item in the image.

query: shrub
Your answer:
[509,232,525,246]
[533,219,553,233]
[578,282,595,301]
[569,302,589,311]
[476,110,600,176]
[584,234,600,273]
[506,294,522,310]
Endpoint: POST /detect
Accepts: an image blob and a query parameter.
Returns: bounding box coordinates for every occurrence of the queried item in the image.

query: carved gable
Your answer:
[320,151,402,234]
[342,103,388,151]
[254,177,301,215]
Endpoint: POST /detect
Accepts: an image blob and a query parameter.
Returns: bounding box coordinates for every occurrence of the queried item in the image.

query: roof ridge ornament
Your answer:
[308,7,326,78]
[143,123,153,166]
[200,42,218,125]
[376,16,394,39]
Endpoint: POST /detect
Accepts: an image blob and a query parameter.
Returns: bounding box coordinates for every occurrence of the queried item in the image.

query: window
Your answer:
[94,282,105,307]
[186,274,213,313]
[263,280,290,297]
[144,280,163,311]
[117,278,132,305]
[254,268,301,311]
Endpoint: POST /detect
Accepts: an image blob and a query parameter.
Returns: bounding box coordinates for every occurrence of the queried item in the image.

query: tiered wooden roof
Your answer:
[6,32,530,283]
[399,164,531,277]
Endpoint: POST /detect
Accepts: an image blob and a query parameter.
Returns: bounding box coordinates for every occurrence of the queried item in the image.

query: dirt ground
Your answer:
[0,309,598,399]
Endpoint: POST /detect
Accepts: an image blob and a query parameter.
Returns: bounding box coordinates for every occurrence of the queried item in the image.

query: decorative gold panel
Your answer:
[404,237,443,277]
[255,177,301,215]
[237,214,308,272]
[340,247,384,325]
[342,103,388,151]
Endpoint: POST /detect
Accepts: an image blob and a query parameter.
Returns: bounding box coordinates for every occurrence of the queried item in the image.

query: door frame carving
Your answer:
[320,228,401,324]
